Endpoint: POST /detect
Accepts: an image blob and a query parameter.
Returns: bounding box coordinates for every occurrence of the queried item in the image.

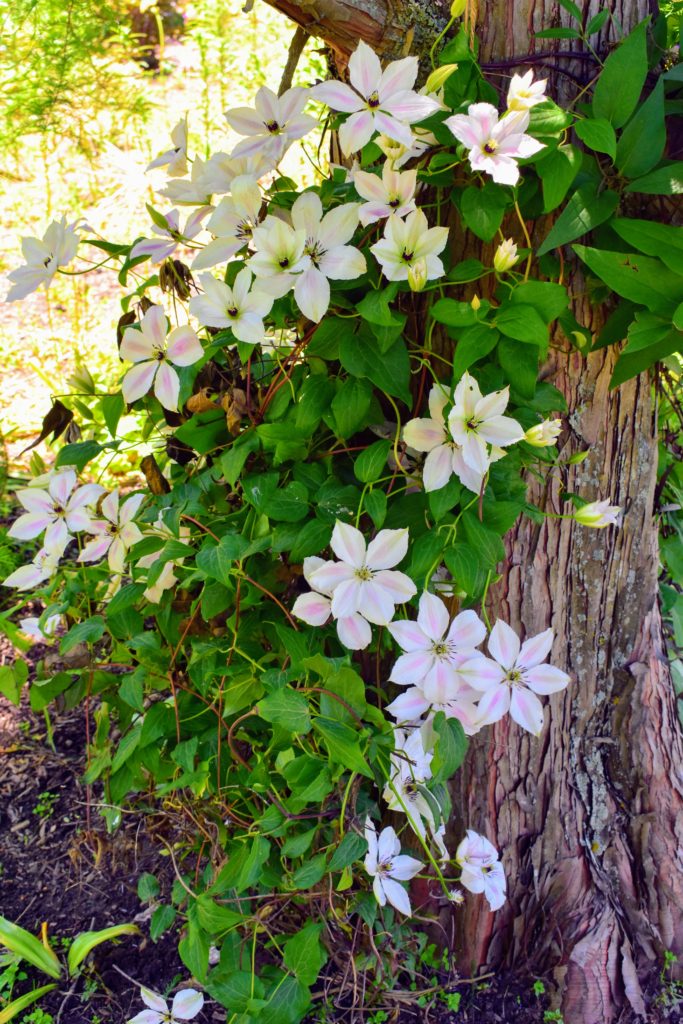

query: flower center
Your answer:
[483,139,498,155]
[265,120,281,134]
[53,504,65,516]
[304,237,325,265]
[388,196,401,208]
[378,859,393,875]
[432,640,451,657]
[401,250,414,263]
[354,566,373,582]
[227,306,239,318]
[236,219,253,241]
[505,668,523,687]
[367,91,380,109]
[278,256,290,268]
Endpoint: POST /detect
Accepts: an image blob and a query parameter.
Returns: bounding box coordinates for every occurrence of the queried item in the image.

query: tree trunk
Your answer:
[264,1,683,1019]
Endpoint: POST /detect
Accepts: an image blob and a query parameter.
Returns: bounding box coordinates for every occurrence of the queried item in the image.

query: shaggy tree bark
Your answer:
[263,1,683,1020]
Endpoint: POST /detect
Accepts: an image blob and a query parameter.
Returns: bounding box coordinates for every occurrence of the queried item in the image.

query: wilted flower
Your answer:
[493,238,518,273]
[190,269,273,344]
[448,372,524,478]
[6,216,81,301]
[225,85,316,163]
[364,818,423,916]
[147,117,189,177]
[456,829,506,911]
[353,163,417,225]
[460,621,570,736]
[8,470,103,554]
[573,500,621,529]
[312,40,440,155]
[128,987,204,1024]
[78,491,145,574]
[525,418,562,447]
[445,103,544,186]
[403,384,487,495]
[507,70,547,112]
[370,209,448,283]
[120,305,203,411]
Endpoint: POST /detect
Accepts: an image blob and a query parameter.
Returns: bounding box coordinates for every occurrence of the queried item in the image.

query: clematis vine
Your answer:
[292,521,416,649]
[128,987,204,1024]
[120,305,204,411]
[448,372,525,478]
[353,163,417,225]
[6,216,81,302]
[130,207,210,264]
[313,40,441,155]
[225,85,316,163]
[192,175,262,270]
[445,103,544,186]
[364,818,423,916]
[371,209,448,283]
[403,383,487,494]
[460,621,570,736]
[78,490,145,574]
[147,117,188,177]
[189,269,274,344]
[456,830,507,911]
[8,470,103,553]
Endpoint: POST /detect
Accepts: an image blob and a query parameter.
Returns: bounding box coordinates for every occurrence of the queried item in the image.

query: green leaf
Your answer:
[557,0,581,19]
[365,489,387,528]
[196,533,248,585]
[431,299,478,328]
[150,905,176,941]
[574,117,617,160]
[452,325,499,379]
[208,970,264,1012]
[611,218,683,275]
[460,512,505,568]
[60,616,105,654]
[332,377,373,439]
[624,163,683,195]
[510,282,569,323]
[137,873,159,902]
[328,831,367,872]
[339,331,411,405]
[67,924,139,975]
[291,519,332,562]
[290,853,328,889]
[573,245,683,316]
[537,145,582,213]
[55,440,114,471]
[593,19,648,128]
[0,665,23,706]
[266,482,310,523]
[313,718,372,777]
[537,186,618,256]
[427,477,462,523]
[496,305,549,348]
[460,182,508,241]
[354,440,391,484]
[431,712,468,784]
[448,258,486,283]
[586,9,609,34]
[195,895,244,935]
[615,79,666,179]
[498,338,539,398]
[0,984,58,1024]
[220,433,260,487]
[101,392,125,437]
[610,312,682,387]
[307,317,354,359]
[283,923,328,985]
[443,543,485,596]
[0,915,61,978]
[258,689,312,734]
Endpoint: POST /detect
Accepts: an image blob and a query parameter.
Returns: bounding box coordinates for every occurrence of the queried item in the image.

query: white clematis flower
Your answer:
[364,818,423,916]
[371,209,448,283]
[353,163,417,225]
[460,620,570,736]
[225,85,316,163]
[456,829,507,911]
[448,372,524,478]
[506,70,547,112]
[385,684,481,735]
[128,986,204,1024]
[3,545,66,590]
[403,384,487,495]
[445,103,544,186]
[130,207,210,264]
[573,499,621,529]
[525,418,561,447]
[313,40,440,156]
[248,217,306,295]
[6,216,81,301]
[383,728,450,860]
[8,470,103,554]
[120,305,203,412]
[493,238,518,273]
[20,612,62,641]
[388,591,486,703]
[292,555,371,651]
[192,176,262,270]
[189,269,274,345]
[78,490,145,574]
[147,117,188,177]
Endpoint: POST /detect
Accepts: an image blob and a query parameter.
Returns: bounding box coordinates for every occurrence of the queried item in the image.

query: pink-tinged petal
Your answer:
[459,656,506,691]
[130,238,177,263]
[171,988,204,1020]
[509,134,544,159]
[483,862,507,910]
[510,686,544,735]
[485,155,521,187]
[453,372,482,418]
[141,988,168,1013]
[477,414,524,447]
[318,244,366,281]
[336,612,372,650]
[428,384,449,423]
[353,169,388,202]
[524,664,570,695]
[291,190,323,235]
[154,362,180,411]
[364,818,378,872]
[389,650,435,686]
[142,305,168,349]
[278,85,309,121]
[302,556,325,584]
[447,610,487,650]
[48,470,76,507]
[224,106,266,136]
[101,490,120,523]
[339,110,375,156]
[357,579,396,625]
[128,1011,162,1024]
[330,521,366,567]
[378,55,418,99]
[349,40,382,96]
[232,314,266,346]
[78,536,112,563]
[330,577,362,618]
[308,560,355,593]
[517,628,554,670]
[166,326,203,366]
[382,91,440,123]
[311,81,363,113]
[358,202,392,225]
[442,696,481,735]
[373,111,414,148]
[15,487,52,514]
[475,683,511,727]
[254,85,280,123]
[120,522,143,548]
[422,445,455,493]
[389,853,424,880]
[474,388,509,420]
[3,563,50,589]
[488,620,520,670]
[387,619,430,653]
[381,877,412,916]
[292,591,331,626]
[122,361,157,404]
[422,660,460,704]
[108,536,127,573]
[461,432,490,476]
[8,512,54,540]
[373,569,416,604]
[416,591,449,642]
[120,326,155,364]
[452,448,485,495]
[191,237,242,270]
[366,528,409,570]
[403,417,446,453]
[294,266,330,323]
[445,113,485,149]
[120,493,145,524]
[386,688,430,721]
[67,483,104,510]
[44,518,69,554]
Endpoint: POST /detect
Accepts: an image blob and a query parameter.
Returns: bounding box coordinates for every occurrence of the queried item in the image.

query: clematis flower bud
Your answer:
[376,135,408,162]
[67,364,95,395]
[525,418,561,447]
[450,0,467,16]
[408,257,428,292]
[424,64,459,95]
[471,294,481,311]
[573,500,621,529]
[493,238,519,273]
